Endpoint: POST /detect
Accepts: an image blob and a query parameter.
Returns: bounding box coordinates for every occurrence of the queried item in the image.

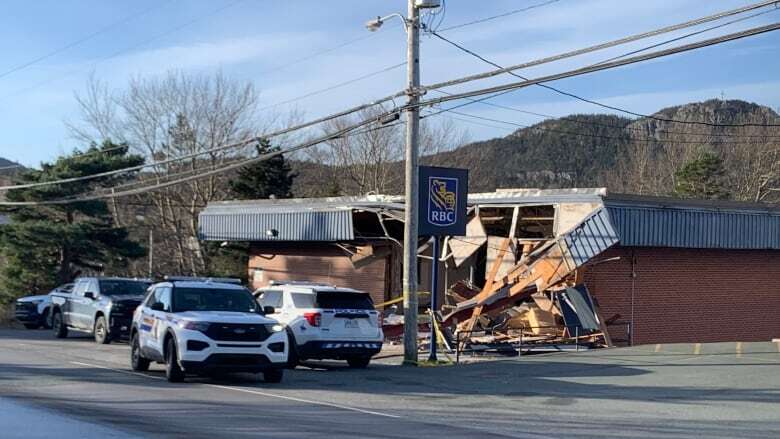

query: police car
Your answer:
[130,279,287,383]
[255,282,383,368]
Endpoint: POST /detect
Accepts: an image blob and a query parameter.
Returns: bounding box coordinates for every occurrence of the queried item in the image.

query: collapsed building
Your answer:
[199,188,780,348]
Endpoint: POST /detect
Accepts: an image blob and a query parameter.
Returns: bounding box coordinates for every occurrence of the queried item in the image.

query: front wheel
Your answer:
[263,368,284,383]
[94,316,110,344]
[130,333,150,372]
[346,356,371,369]
[165,337,185,383]
[285,331,299,369]
[52,311,68,338]
[42,308,52,329]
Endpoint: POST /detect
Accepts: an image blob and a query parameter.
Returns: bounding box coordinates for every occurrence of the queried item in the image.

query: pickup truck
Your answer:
[50,277,151,344]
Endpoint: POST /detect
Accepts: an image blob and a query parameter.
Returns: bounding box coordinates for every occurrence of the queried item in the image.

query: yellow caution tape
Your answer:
[375,291,431,309]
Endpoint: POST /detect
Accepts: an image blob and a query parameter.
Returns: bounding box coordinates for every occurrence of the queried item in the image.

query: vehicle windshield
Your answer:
[98,280,151,296]
[172,287,258,313]
[315,291,374,310]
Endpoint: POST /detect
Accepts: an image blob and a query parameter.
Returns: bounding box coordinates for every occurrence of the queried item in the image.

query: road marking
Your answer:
[208,384,401,419]
[654,344,662,353]
[694,343,701,355]
[736,342,743,358]
[70,361,399,419]
[71,361,165,380]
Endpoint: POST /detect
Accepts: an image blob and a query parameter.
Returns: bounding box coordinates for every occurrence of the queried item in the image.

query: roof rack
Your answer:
[164,276,243,285]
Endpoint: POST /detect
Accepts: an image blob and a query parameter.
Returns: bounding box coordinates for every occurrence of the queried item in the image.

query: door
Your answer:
[139,287,171,358]
[258,290,285,322]
[69,279,94,330]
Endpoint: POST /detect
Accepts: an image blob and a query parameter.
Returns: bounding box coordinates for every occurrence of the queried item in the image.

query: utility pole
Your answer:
[402,0,421,366]
[148,229,154,279]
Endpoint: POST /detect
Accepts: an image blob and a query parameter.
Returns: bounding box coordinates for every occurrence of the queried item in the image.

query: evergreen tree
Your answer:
[674,151,730,200]
[229,139,296,200]
[0,141,146,299]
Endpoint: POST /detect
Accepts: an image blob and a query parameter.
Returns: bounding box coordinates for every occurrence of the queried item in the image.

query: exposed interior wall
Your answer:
[248,243,389,306]
[584,246,780,345]
[556,202,602,236]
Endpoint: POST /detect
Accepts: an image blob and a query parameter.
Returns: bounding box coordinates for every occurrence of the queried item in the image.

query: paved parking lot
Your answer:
[0,329,778,438]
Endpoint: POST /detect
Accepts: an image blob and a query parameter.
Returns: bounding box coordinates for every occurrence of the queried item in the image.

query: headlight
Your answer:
[265,323,284,333]
[179,321,211,332]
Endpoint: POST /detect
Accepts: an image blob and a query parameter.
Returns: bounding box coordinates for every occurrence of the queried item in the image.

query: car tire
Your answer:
[23,323,40,330]
[165,337,185,383]
[52,310,68,339]
[346,356,371,369]
[263,368,284,383]
[42,308,52,329]
[130,333,150,372]
[285,331,299,369]
[94,316,111,344]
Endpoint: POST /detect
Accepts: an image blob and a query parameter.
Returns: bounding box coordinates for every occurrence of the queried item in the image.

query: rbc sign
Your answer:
[418,166,468,236]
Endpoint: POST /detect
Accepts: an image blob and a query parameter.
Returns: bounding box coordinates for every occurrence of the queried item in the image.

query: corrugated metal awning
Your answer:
[564,207,620,267]
[606,205,780,250]
[198,208,354,242]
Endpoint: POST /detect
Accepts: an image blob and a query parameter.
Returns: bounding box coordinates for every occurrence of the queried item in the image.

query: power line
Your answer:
[444,108,779,146]
[259,62,406,111]
[429,27,780,128]
[0,0,248,103]
[412,22,780,127]
[424,0,780,94]
[431,89,780,139]
[438,0,563,32]
[0,1,173,81]
[0,111,383,206]
[6,9,779,195]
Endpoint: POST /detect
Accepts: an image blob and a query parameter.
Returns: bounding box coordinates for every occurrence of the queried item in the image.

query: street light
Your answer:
[367,0,440,366]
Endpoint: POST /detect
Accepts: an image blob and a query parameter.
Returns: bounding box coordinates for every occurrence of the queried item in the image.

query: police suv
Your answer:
[256,282,383,368]
[130,279,288,383]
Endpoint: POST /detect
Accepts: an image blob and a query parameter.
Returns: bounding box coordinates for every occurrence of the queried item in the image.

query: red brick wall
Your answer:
[584,246,780,345]
[248,244,388,306]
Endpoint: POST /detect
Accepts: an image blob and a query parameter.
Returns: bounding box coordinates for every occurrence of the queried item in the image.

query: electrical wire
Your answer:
[259,62,406,111]
[443,108,779,146]
[424,0,780,94]
[0,1,174,81]
[430,89,780,139]
[412,22,780,127]
[438,0,563,32]
[5,6,780,195]
[429,27,780,128]
[0,112,383,205]
[0,0,249,103]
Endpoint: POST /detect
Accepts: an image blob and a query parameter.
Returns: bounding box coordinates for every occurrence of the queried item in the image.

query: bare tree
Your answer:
[312,107,469,196]
[69,71,270,276]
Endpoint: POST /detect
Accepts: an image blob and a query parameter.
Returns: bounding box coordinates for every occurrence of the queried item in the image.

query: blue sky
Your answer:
[0,0,778,167]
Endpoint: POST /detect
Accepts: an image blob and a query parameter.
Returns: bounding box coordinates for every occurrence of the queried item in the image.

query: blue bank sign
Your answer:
[418,166,468,236]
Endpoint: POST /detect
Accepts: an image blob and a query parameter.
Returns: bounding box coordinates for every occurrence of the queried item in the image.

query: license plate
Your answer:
[344,320,358,329]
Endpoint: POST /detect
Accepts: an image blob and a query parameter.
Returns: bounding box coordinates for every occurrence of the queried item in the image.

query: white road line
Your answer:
[207,383,400,419]
[70,361,165,380]
[69,361,399,419]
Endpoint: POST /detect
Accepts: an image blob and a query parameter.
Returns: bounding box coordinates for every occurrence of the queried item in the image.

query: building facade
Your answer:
[199,189,780,345]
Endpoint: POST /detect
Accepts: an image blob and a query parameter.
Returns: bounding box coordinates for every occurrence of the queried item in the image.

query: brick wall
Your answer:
[248,243,389,305]
[584,246,780,345]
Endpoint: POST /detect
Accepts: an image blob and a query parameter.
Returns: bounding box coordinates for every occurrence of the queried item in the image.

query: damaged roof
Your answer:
[200,189,780,249]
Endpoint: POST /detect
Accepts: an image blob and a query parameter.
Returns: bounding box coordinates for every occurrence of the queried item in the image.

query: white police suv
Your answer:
[255,282,383,368]
[130,279,287,383]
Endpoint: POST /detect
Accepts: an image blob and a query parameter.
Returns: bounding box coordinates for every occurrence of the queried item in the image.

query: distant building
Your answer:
[199,189,780,345]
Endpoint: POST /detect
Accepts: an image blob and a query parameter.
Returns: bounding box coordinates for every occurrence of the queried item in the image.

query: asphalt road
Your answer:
[1,329,779,438]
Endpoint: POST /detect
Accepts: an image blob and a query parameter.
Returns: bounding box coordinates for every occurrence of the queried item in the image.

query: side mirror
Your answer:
[84,291,96,300]
[150,302,165,312]
[263,306,275,315]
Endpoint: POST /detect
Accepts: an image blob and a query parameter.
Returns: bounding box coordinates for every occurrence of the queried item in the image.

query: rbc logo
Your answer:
[428,177,458,226]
